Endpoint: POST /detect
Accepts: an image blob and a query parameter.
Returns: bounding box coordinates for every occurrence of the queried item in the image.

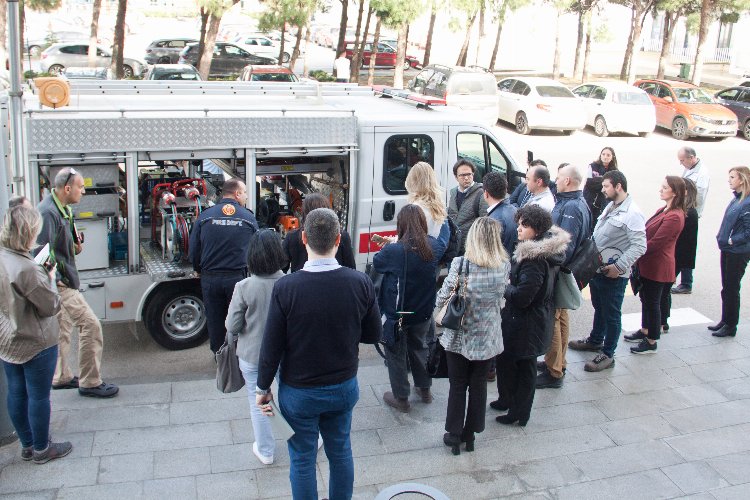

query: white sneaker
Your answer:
[252,442,273,465]
[317,435,323,450]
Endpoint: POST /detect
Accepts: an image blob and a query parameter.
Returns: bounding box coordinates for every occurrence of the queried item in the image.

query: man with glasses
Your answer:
[448,159,488,254]
[36,168,119,398]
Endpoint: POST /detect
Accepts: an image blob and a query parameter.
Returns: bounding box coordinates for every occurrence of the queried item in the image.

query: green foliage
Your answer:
[309,69,335,81]
[686,11,700,33]
[24,70,51,78]
[257,0,315,33]
[720,11,740,22]
[370,0,426,28]
[594,23,613,42]
[195,0,236,16]
[24,0,62,12]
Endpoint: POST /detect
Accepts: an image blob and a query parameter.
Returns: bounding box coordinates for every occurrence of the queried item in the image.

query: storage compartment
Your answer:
[73,193,119,219]
[49,164,120,188]
[76,219,110,270]
[79,281,106,319]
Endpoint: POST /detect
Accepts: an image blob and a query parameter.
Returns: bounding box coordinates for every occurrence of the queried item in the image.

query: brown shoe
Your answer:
[568,337,604,352]
[415,387,433,404]
[383,391,410,412]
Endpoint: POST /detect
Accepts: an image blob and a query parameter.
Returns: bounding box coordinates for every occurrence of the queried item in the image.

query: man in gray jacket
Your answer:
[568,171,646,372]
[448,159,488,254]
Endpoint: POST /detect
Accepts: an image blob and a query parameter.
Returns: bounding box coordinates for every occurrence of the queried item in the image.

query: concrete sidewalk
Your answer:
[2,323,750,499]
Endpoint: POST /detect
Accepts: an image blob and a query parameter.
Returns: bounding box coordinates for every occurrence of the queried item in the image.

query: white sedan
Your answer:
[233,34,291,63]
[497,76,587,135]
[573,82,656,137]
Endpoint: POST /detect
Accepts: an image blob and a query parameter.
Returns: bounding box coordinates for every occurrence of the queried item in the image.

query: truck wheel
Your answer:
[144,283,207,350]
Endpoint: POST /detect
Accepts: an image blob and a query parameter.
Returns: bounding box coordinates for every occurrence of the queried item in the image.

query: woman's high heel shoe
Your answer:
[443,433,461,455]
[496,414,528,427]
[461,432,475,452]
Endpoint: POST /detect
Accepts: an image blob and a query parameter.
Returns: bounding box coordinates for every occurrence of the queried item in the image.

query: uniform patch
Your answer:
[222,204,236,216]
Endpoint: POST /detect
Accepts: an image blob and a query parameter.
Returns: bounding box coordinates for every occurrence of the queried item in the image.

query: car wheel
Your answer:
[743,120,750,141]
[28,45,41,57]
[671,117,689,140]
[158,56,171,64]
[143,283,207,350]
[638,131,651,138]
[122,65,134,78]
[47,64,64,75]
[594,116,609,137]
[282,52,290,63]
[402,60,411,71]
[515,112,531,135]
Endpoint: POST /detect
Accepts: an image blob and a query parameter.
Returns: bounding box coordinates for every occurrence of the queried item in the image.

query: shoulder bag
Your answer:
[435,257,468,330]
[566,238,601,290]
[216,333,245,393]
[554,268,583,310]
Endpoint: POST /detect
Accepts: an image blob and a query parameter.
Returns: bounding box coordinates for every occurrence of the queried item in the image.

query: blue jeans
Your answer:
[238,358,275,458]
[2,345,58,451]
[279,377,359,500]
[589,274,628,358]
[676,267,693,287]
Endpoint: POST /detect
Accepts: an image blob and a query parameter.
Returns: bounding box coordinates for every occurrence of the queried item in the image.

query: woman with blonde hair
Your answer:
[711,166,750,338]
[436,217,510,455]
[405,161,447,238]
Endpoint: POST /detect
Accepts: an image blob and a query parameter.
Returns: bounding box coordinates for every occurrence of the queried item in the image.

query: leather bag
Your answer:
[566,238,601,290]
[427,336,449,378]
[215,333,245,393]
[435,257,468,330]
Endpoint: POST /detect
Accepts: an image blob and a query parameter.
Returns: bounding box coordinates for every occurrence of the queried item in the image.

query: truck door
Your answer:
[447,125,521,191]
[358,128,444,266]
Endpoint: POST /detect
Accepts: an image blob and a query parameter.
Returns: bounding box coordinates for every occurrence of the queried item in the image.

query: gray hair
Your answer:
[679,146,697,158]
[303,208,340,254]
[559,164,583,186]
[0,204,43,253]
[54,167,81,189]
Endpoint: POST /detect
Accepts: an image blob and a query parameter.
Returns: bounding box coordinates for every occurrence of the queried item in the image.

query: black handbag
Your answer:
[566,238,601,290]
[630,264,642,296]
[435,257,468,330]
[427,337,449,378]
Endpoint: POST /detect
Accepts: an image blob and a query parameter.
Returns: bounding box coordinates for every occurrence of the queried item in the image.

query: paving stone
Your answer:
[567,440,684,481]
[153,447,211,479]
[662,399,750,433]
[0,457,99,493]
[351,404,399,432]
[254,463,326,499]
[608,371,681,394]
[665,423,750,461]
[196,470,258,499]
[729,357,750,376]
[551,469,682,499]
[656,331,718,350]
[351,485,381,500]
[598,415,681,446]
[665,366,714,387]
[510,456,588,491]
[377,421,447,453]
[660,461,729,494]
[170,397,249,425]
[171,379,246,402]
[410,470,526,499]
[347,429,386,458]
[712,378,750,400]
[56,481,143,500]
[672,343,750,365]
[92,422,233,456]
[706,451,750,485]
[143,477,196,500]
[678,362,748,383]
[354,384,380,408]
[209,443,269,473]
[50,382,172,410]
[98,452,154,484]
[564,360,634,381]
[230,418,254,444]
[530,379,622,408]
[710,483,750,500]
[53,431,94,459]
[613,350,688,372]
[0,491,56,500]
[520,402,608,434]
[668,383,729,406]
[595,388,691,420]
[56,404,169,433]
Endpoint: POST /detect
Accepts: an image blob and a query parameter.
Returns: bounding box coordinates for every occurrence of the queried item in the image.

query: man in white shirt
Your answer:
[333,52,351,83]
[673,146,710,294]
[522,165,555,213]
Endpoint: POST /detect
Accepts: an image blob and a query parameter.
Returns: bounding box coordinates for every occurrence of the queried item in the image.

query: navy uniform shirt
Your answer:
[189,198,258,273]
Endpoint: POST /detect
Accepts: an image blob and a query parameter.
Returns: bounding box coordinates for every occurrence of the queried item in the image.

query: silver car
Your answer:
[40,43,146,78]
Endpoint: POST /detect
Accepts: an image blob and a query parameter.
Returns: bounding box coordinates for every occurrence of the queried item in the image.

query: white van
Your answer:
[7,80,522,350]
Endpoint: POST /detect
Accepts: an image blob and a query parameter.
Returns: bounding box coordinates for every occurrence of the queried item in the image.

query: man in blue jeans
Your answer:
[256,208,382,499]
[568,171,646,372]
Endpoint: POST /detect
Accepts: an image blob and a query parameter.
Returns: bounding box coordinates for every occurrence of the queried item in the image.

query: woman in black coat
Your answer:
[672,179,699,298]
[583,147,618,229]
[282,193,356,273]
[496,205,569,427]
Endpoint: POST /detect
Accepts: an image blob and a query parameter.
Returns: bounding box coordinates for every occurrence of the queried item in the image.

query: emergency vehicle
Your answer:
[1,80,522,350]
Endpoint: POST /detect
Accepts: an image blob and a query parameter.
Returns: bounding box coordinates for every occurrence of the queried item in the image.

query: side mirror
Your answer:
[663,96,673,103]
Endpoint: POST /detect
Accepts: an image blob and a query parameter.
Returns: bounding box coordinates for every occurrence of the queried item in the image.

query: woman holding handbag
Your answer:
[374,204,448,413]
[436,217,509,455]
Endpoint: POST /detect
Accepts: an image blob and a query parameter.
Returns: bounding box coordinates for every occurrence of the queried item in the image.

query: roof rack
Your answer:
[372,86,446,108]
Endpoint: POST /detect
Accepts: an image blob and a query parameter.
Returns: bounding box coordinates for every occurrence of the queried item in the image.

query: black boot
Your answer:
[708,321,726,332]
[712,325,737,337]
[443,433,461,455]
[461,431,475,452]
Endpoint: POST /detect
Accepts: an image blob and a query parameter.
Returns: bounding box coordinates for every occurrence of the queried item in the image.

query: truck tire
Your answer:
[144,283,207,350]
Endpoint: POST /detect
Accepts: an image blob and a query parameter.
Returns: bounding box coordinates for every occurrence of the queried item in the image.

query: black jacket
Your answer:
[501,226,569,359]
[675,207,699,269]
[282,228,356,273]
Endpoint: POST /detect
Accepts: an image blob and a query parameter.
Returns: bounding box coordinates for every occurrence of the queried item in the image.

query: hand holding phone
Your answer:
[371,234,389,247]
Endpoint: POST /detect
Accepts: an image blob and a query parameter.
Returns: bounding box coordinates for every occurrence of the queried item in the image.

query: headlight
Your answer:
[690,114,710,122]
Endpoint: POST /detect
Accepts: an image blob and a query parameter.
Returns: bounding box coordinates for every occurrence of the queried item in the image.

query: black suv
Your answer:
[178,42,277,77]
[145,38,198,64]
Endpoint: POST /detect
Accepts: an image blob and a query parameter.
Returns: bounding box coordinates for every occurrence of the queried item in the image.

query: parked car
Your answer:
[634,79,738,140]
[237,65,298,82]
[144,64,201,81]
[178,42,276,77]
[408,65,498,126]
[40,43,146,78]
[233,34,290,63]
[738,79,750,87]
[714,86,750,140]
[572,81,656,137]
[496,76,587,135]
[344,41,420,70]
[144,38,198,64]
[61,66,110,80]
[25,31,90,57]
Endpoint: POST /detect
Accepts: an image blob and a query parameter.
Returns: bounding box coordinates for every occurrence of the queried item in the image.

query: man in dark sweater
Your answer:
[256,208,381,500]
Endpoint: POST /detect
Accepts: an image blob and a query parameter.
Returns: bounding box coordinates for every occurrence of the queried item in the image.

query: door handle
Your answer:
[87,282,105,289]
[383,201,395,221]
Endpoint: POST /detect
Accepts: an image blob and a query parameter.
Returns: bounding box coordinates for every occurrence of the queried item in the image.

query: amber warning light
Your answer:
[34,77,71,109]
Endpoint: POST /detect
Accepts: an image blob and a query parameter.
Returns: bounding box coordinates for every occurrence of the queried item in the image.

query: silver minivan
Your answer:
[408,65,498,126]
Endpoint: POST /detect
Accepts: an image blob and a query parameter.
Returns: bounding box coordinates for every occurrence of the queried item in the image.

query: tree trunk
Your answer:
[197,7,209,64]
[573,10,585,79]
[475,1,485,66]
[350,0,365,81]
[278,24,286,64]
[423,7,437,67]
[691,0,711,85]
[393,21,408,89]
[456,11,477,67]
[657,11,677,79]
[582,11,593,82]
[302,25,312,76]
[626,8,647,84]
[353,7,372,83]
[489,2,508,72]
[110,0,127,79]
[552,8,562,77]
[87,0,102,67]
[620,8,637,80]
[367,18,381,86]
[198,14,222,80]
[336,0,349,57]
[290,24,304,70]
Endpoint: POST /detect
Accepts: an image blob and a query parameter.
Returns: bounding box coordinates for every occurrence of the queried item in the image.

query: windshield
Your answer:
[536,85,574,98]
[153,70,200,80]
[674,87,714,104]
[613,92,651,105]
[448,74,497,95]
[251,73,298,82]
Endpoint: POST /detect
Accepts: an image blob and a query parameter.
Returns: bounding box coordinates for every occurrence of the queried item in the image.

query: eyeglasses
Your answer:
[63,168,78,187]
[456,173,473,178]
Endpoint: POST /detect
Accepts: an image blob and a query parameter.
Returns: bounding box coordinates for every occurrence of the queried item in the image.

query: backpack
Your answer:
[440,217,461,266]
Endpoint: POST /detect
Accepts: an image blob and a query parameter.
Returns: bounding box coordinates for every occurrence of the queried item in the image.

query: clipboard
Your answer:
[268,400,295,441]
[34,243,50,267]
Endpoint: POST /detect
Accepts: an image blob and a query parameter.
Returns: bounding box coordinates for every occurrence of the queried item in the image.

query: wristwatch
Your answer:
[255,386,269,395]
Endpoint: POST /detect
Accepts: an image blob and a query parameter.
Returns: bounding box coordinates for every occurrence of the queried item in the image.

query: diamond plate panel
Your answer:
[28,116,358,154]
[140,242,197,281]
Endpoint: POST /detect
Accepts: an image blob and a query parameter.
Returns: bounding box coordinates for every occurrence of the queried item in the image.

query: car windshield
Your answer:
[153,70,199,80]
[613,92,651,105]
[536,85,574,98]
[251,73,297,82]
[448,74,497,95]
[673,87,714,104]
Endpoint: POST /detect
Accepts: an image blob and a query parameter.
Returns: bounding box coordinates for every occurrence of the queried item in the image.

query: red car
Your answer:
[344,41,420,70]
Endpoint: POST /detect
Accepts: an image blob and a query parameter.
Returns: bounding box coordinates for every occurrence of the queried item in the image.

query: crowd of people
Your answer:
[1,151,749,499]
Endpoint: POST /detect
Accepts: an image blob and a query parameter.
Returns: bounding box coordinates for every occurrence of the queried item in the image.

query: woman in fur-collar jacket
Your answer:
[496,206,569,427]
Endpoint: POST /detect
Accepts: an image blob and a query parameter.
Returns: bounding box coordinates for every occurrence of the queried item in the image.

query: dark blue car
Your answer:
[715,86,750,140]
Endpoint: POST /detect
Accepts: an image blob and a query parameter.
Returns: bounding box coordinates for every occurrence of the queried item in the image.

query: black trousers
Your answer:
[201,273,245,353]
[445,352,492,437]
[497,352,537,422]
[721,250,750,327]
[639,277,672,341]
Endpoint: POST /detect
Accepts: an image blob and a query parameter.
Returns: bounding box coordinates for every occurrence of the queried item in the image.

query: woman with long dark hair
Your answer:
[374,204,448,413]
[625,176,686,354]
[584,147,618,227]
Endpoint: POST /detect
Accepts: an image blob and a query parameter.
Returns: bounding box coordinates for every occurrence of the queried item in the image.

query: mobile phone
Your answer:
[527,150,534,165]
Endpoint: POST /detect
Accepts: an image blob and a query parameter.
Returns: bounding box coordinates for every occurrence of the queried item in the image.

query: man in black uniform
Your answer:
[189,178,258,352]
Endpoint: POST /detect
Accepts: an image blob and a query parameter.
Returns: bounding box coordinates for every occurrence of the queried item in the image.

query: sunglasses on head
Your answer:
[63,168,78,187]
